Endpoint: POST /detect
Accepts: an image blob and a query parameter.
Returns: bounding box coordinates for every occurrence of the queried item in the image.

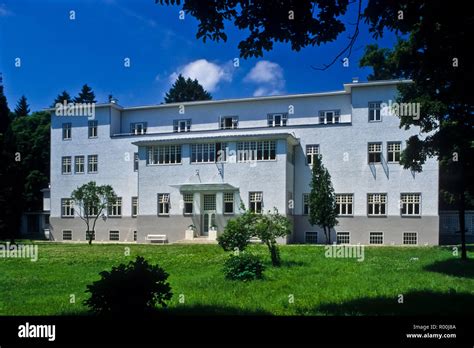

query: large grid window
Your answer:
[303,194,310,215]
[387,142,401,163]
[132,197,138,217]
[336,194,353,216]
[319,110,340,124]
[305,232,318,244]
[337,232,350,244]
[368,143,382,163]
[62,123,71,140]
[401,193,421,216]
[267,113,288,127]
[237,141,276,161]
[183,193,193,215]
[87,205,98,217]
[61,199,74,217]
[134,152,139,171]
[306,144,320,165]
[224,192,234,214]
[191,143,227,163]
[130,122,147,135]
[108,197,122,217]
[109,230,120,241]
[88,155,98,173]
[173,119,191,132]
[249,192,263,213]
[62,156,72,174]
[403,232,418,245]
[147,145,181,165]
[368,193,387,216]
[369,232,384,244]
[369,102,382,121]
[62,230,72,240]
[75,156,84,174]
[220,116,238,129]
[88,120,98,138]
[158,194,170,215]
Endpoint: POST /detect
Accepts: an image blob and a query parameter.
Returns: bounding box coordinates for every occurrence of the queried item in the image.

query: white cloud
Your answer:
[244,60,285,97]
[0,4,13,16]
[168,59,232,92]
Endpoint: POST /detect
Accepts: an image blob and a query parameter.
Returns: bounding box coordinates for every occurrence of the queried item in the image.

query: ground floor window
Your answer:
[62,230,72,240]
[337,232,350,244]
[403,232,418,245]
[108,197,122,217]
[224,192,234,214]
[368,193,387,216]
[369,232,383,245]
[249,192,263,213]
[132,197,138,217]
[183,193,193,215]
[109,230,120,241]
[336,194,353,215]
[401,193,421,216]
[303,194,310,215]
[158,193,170,215]
[305,232,318,244]
[61,199,74,217]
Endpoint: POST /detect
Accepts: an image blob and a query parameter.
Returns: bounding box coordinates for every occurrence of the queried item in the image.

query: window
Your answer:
[336,194,353,216]
[61,199,74,217]
[267,113,288,127]
[134,152,139,171]
[88,155,98,173]
[109,231,120,241]
[147,145,181,165]
[319,110,340,124]
[62,230,72,240]
[403,232,418,245]
[401,193,421,216]
[220,116,238,129]
[191,143,228,163]
[369,232,384,244]
[132,197,138,217]
[237,141,276,161]
[158,194,170,215]
[87,205,98,217]
[134,231,137,241]
[249,192,263,213]
[368,193,387,216]
[183,193,193,215]
[88,120,98,138]
[369,102,381,122]
[305,232,318,244]
[303,194,310,215]
[130,122,147,135]
[224,192,234,214]
[74,156,85,174]
[387,142,401,163]
[108,197,122,217]
[62,156,72,174]
[173,119,191,132]
[337,232,350,244]
[62,123,71,140]
[86,231,95,241]
[306,145,320,165]
[368,143,382,163]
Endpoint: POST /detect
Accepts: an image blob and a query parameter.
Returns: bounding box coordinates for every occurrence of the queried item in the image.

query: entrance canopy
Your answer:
[171,183,239,193]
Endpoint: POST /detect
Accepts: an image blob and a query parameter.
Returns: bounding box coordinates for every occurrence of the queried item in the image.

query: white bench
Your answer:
[146,234,167,244]
[249,237,263,243]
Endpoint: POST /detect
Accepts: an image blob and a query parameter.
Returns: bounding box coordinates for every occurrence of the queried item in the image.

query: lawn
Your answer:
[0,242,473,315]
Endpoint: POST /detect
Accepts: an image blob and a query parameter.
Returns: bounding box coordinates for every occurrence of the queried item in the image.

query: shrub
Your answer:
[223,253,265,281]
[84,256,172,315]
[217,206,257,252]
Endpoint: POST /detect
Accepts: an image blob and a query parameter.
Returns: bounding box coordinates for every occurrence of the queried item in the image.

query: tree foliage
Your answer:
[14,95,30,117]
[74,84,96,104]
[52,90,72,107]
[164,74,212,103]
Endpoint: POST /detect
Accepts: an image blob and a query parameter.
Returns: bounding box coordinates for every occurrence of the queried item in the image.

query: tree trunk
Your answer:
[268,242,280,267]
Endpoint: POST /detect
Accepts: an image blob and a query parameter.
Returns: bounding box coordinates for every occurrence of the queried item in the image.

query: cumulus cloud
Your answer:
[168,59,232,92]
[244,60,285,96]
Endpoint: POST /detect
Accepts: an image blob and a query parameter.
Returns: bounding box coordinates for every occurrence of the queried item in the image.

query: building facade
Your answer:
[48,80,440,245]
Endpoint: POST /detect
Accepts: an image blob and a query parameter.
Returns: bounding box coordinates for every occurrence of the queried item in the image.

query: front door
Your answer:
[202,194,216,236]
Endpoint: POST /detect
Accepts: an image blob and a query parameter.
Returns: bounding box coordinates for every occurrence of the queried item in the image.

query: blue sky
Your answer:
[0,0,397,112]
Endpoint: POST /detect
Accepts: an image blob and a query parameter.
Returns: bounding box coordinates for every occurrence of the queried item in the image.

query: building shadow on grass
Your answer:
[424,258,474,278]
[312,290,474,315]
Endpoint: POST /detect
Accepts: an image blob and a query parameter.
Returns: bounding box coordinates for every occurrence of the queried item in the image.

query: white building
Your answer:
[48,79,440,245]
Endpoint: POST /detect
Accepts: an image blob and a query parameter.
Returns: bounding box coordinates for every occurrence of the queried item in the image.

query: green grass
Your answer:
[0,242,473,315]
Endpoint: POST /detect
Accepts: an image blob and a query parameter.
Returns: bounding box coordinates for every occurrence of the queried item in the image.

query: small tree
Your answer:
[217,203,256,252]
[164,74,212,103]
[309,155,338,244]
[71,181,117,245]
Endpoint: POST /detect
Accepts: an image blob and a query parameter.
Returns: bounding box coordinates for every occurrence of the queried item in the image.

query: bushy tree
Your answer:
[164,74,212,103]
[217,204,256,252]
[223,253,265,281]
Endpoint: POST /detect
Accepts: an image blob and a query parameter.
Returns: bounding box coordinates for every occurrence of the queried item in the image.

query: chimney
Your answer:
[352,77,359,83]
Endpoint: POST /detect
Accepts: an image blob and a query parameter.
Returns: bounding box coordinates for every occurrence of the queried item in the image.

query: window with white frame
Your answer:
[403,232,418,245]
[88,155,98,173]
[62,230,72,240]
[336,194,353,216]
[86,231,95,241]
[61,199,74,217]
[306,144,320,165]
[62,156,72,174]
[337,232,350,244]
[220,116,238,129]
[368,193,387,216]
[173,119,191,132]
[303,193,310,215]
[319,110,340,124]
[237,141,276,161]
[134,152,139,171]
[387,142,401,163]
[147,145,181,165]
[108,197,122,217]
[267,113,288,127]
[249,192,263,213]
[88,120,98,138]
[305,232,318,244]
[75,156,84,174]
[368,102,382,122]
[132,197,138,217]
[158,193,170,215]
[109,230,120,241]
[130,122,147,135]
[62,123,71,140]
[401,193,421,216]
[369,232,384,244]
[86,204,98,217]
[183,193,193,215]
[191,143,227,163]
[224,192,234,214]
[368,143,382,163]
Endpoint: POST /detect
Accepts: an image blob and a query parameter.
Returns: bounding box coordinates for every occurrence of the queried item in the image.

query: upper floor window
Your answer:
[134,152,139,171]
[224,192,234,214]
[249,192,263,213]
[220,116,239,129]
[88,155,98,173]
[61,198,74,217]
[319,110,340,124]
[62,156,72,174]
[336,194,353,216]
[306,144,320,165]
[62,123,71,140]
[303,193,310,215]
[191,143,227,163]
[108,197,122,217]
[387,142,401,163]
[147,145,181,165]
[368,143,382,163]
[237,141,276,162]
[88,120,98,138]
[368,193,387,216]
[158,193,170,215]
[173,119,191,133]
[368,102,382,122]
[130,122,147,135]
[401,193,421,216]
[267,113,287,127]
[74,156,85,174]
